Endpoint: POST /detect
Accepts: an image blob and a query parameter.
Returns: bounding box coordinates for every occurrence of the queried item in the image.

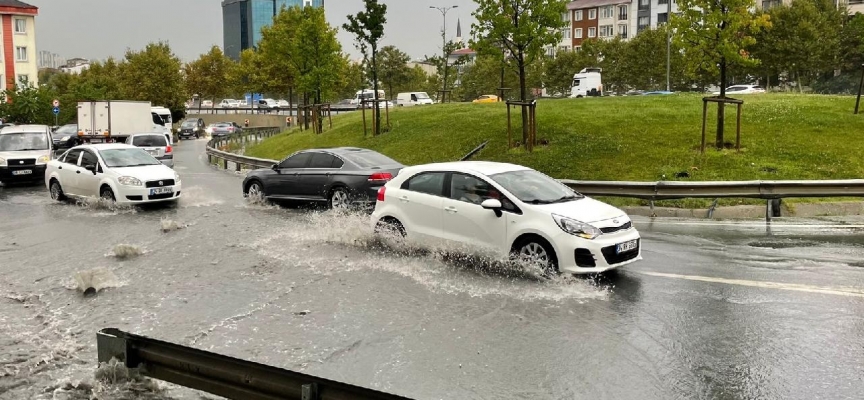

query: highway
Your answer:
[1,139,864,399]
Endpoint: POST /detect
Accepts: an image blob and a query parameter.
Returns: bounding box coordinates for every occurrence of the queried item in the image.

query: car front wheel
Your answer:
[100,186,116,203]
[328,187,350,210]
[512,237,558,276]
[49,179,66,201]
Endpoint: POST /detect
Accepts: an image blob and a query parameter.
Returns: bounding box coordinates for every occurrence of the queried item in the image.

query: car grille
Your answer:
[149,192,175,200]
[574,248,596,268]
[601,239,640,265]
[600,221,632,234]
[145,179,175,188]
[7,159,36,166]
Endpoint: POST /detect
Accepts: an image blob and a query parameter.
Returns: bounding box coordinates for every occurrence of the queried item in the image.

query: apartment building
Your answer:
[0,0,38,90]
[567,0,633,51]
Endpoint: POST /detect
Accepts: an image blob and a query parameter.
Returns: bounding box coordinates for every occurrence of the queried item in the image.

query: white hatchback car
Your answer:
[371,161,642,274]
[45,143,181,205]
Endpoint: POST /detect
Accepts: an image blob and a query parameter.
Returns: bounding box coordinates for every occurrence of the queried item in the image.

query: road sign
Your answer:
[52,99,59,107]
[52,107,60,115]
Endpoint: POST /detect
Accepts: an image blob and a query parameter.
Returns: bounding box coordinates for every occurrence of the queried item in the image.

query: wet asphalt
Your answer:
[1,139,863,400]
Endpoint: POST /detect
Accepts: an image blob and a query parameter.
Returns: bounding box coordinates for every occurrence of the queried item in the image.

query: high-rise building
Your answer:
[222,0,324,60]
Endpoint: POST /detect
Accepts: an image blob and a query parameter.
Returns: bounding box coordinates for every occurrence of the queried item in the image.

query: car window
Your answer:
[279,152,312,169]
[131,135,168,147]
[308,152,336,168]
[81,150,99,168]
[343,151,401,169]
[98,148,161,167]
[63,149,82,165]
[401,172,446,196]
[489,169,581,204]
[450,174,500,205]
[331,156,344,169]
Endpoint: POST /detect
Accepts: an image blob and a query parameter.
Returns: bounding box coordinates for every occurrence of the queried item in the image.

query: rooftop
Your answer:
[567,0,631,9]
[0,0,38,14]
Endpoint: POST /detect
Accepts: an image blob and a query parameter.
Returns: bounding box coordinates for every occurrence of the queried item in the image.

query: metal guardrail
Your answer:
[187,106,359,116]
[560,179,864,221]
[97,328,414,400]
[206,127,280,171]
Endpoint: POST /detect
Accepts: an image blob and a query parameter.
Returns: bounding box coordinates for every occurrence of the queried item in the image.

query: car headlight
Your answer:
[0,157,6,167]
[37,155,50,164]
[118,176,143,186]
[60,136,70,142]
[552,214,602,240]
[174,172,181,184]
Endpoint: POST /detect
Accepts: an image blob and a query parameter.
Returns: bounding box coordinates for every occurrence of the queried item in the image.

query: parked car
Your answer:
[712,85,766,95]
[472,94,499,103]
[201,100,214,108]
[177,118,205,139]
[370,161,642,275]
[0,124,53,185]
[125,133,174,168]
[45,144,181,205]
[210,122,243,137]
[219,99,240,108]
[52,124,80,150]
[242,147,404,209]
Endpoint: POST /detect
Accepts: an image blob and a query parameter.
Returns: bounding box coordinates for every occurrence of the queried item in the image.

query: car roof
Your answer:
[401,161,530,176]
[73,143,139,151]
[0,124,50,134]
[298,147,382,156]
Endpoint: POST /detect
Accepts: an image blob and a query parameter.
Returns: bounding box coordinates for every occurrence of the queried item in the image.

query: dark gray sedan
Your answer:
[242,147,404,209]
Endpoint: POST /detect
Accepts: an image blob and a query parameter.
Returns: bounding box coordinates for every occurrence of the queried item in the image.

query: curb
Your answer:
[622,201,864,219]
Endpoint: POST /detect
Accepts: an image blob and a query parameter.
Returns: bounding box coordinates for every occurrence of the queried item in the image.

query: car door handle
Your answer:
[58,166,62,170]
[444,206,458,213]
[76,170,81,174]
[399,196,409,203]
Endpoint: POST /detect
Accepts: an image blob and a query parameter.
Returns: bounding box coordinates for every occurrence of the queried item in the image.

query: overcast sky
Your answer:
[29,0,478,63]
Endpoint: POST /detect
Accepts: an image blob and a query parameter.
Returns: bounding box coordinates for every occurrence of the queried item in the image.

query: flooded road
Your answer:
[2,139,864,399]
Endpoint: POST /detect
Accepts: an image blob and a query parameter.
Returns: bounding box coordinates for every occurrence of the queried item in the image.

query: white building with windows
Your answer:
[0,0,38,89]
[633,0,678,35]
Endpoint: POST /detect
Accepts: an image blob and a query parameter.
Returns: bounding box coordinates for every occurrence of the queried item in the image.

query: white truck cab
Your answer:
[570,67,603,98]
[0,124,53,184]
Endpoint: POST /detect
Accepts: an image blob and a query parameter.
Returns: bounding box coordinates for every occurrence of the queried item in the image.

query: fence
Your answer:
[97,328,414,400]
[206,127,280,171]
[188,106,358,116]
[560,179,864,221]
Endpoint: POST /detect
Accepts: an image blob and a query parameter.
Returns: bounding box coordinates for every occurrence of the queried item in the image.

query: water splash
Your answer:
[109,244,144,259]
[178,185,224,208]
[72,267,125,296]
[160,217,186,232]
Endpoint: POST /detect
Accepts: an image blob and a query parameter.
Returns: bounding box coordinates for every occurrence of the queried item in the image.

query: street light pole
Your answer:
[666,0,671,92]
[430,5,458,103]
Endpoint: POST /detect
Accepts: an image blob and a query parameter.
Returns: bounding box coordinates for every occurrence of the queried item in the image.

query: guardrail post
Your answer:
[223,159,228,170]
[302,383,320,400]
[649,201,656,218]
[766,200,773,223]
[236,162,242,172]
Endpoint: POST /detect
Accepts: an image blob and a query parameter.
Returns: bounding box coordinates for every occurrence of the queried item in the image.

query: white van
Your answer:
[150,106,174,144]
[0,124,53,184]
[570,67,603,98]
[396,92,434,107]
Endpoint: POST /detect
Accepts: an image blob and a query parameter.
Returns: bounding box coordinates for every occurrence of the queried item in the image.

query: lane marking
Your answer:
[634,221,864,229]
[636,271,864,298]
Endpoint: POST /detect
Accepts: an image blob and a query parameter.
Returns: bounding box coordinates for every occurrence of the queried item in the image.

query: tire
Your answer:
[244,180,264,199]
[100,186,116,203]
[511,236,559,276]
[374,218,406,238]
[328,187,350,210]
[49,179,66,201]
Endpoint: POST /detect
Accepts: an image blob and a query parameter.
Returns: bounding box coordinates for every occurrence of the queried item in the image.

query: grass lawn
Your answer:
[246,93,864,208]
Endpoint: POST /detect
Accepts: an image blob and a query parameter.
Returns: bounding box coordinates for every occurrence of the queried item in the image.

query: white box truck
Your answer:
[570,67,603,98]
[76,101,161,144]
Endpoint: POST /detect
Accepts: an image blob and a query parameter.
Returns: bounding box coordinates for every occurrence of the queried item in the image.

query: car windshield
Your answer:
[98,148,162,168]
[415,93,430,99]
[181,120,197,127]
[0,132,50,151]
[489,169,583,204]
[343,151,400,169]
[54,125,77,135]
[131,135,168,147]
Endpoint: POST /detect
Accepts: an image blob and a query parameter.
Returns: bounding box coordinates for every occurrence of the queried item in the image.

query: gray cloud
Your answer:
[30,0,478,63]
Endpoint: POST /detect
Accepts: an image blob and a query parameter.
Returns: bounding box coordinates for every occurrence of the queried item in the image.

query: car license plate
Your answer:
[149,187,172,195]
[12,169,32,175]
[616,239,638,254]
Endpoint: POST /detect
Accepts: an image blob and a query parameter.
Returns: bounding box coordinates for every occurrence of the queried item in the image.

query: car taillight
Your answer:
[377,186,386,202]
[166,145,172,153]
[368,172,393,184]
[228,127,234,131]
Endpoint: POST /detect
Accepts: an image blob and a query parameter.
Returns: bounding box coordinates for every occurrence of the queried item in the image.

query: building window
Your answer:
[618,24,628,39]
[562,27,571,39]
[599,25,614,38]
[14,19,25,34]
[638,16,650,32]
[575,10,583,21]
[660,0,669,4]
[15,47,27,62]
[618,5,628,20]
[589,9,597,19]
[658,12,669,24]
[574,46,582,52]
[559,46,570,53]
[304,0,312,6]
[575,28,583,39]
[588,27,597,37]
[602,6,614,19]
[562,12,571,22]
[639,0,650,10]
[17,74,28,85]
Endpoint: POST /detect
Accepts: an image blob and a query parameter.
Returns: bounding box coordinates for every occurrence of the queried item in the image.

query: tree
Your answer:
[377,46,411,100]
[623,26,688,91]
[292,5,343,132]
[0,82,59,125]
[471,0,568,145]
[184,46,233,104]
[457,54,519,101]
[228,49,268,99]
[424,40,467,102]
[344,0,388,136]
[672,0,770,148]
[118,42,186,113]
[258,6,302,104]
[335,56,366,100]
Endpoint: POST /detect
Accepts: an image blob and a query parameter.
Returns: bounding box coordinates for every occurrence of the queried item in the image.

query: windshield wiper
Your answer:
[115,163,159,167]
[549,195,582,204]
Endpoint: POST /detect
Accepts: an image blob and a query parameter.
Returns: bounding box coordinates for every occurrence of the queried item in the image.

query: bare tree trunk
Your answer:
[518,59,529,146]
[371,49,381,136]
[716,58,727,149]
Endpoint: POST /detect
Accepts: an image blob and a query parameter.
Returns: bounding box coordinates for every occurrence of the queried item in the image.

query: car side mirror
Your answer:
[271,164,279,170]
[84,164,96,174]
[481,199,503,218]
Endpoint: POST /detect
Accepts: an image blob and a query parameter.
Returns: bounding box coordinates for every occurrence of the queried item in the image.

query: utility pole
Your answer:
[666,0,672,92]
[430,5,458,103]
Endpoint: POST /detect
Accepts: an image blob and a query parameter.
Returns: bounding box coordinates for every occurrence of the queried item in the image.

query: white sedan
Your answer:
[45,143,181,205]
[712,84,766,95]
[371,161,642,275]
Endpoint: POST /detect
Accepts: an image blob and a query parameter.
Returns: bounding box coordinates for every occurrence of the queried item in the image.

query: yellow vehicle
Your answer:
[472,94,499,103]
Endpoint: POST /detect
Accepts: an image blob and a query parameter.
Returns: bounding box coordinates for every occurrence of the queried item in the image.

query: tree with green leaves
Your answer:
[471,0,568,145]
[0,82,60,125]
[257,6,302,105]
[335,56,367,99]
[457,54,519,101]
[622,26,688,91]
[343,0,388,136]
[292,5,343,132]
[118,42,186,113]
[377,46,411,100]
[184,46,233,104]
[672,0,770,148]
[423,40,468,102]
[228,49,268,100]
